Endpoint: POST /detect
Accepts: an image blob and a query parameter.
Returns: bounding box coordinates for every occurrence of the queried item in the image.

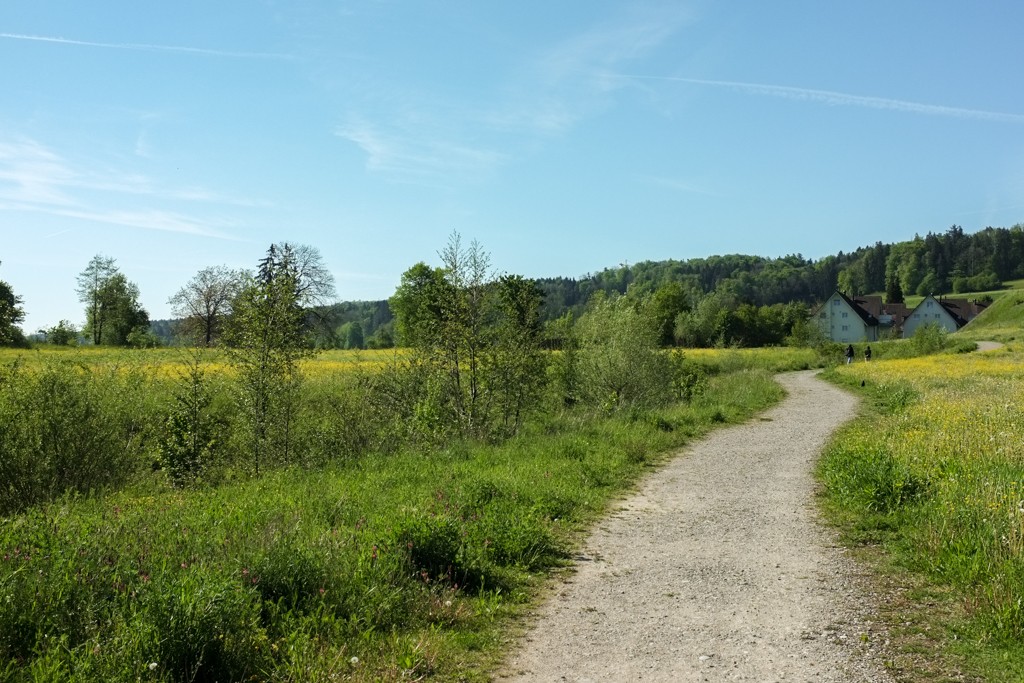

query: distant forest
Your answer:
[153,223,1022,349]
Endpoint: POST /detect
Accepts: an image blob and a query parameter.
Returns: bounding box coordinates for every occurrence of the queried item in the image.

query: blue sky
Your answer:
[2,1,1023,334]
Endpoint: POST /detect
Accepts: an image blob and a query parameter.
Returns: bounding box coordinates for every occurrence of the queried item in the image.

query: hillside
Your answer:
[137,222,1024,350]
[958,288,1024,341]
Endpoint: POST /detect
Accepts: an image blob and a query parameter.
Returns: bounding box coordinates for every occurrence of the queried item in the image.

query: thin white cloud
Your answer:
[338,6,691,180]
[336,119,505,181]
[489,7,692,135]
[1,198,239,239]
[536,10,688,87]
[0,32,293,60]
[611,74,1024,124]
[0,137,249,238]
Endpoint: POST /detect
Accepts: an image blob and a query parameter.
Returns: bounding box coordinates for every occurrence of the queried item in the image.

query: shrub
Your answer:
[575,294,673,411]
[0,360,145,514]
[911,322,947,355]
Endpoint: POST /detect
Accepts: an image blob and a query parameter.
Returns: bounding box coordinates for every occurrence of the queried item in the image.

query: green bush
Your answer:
[0,361,150,515]
[575,295,673,411]
[911,322,947,355]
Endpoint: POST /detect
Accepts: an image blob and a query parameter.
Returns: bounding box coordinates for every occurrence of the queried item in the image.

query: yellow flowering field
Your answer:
[677,346,820,373]
[824,344,1024,641]
[0,346,398,380]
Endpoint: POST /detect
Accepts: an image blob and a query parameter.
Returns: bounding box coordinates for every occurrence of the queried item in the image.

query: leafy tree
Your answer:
[389,234,547,440]
[44,320,78,346]
[0,264,26,347]
[837,263,866,297]
[490,274,547,434]
[575,293,672,411]
[674,290,736,348]
[270,242,336,306]
[365,323,394,349]
[390,262,451,347]
[546,312,580,406]
[76,254,118,345]
[885,275,904,304]
[645,281,692,346]
[225,244,317,474]
[76,256,149,346]
[158,350,218,487]
[99,273,150,346]
[344,321,365,349]
[168,265,248,346]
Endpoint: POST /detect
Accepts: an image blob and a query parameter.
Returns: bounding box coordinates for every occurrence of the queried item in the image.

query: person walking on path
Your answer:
[845,344,854,364]
[864,345,872,362]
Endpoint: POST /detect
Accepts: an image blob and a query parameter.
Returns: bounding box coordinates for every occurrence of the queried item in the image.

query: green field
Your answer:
[819,336,1024,680]
[0,346,800,681]
[3,336,1024,681]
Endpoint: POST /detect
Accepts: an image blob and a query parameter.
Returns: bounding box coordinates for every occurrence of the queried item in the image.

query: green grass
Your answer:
[818,346,1024,681]
[0,351,785,681]
[957,288,1024,341]
[870,278,1024,310]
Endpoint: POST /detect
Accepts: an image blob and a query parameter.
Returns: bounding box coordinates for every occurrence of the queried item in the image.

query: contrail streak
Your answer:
[613,74,1024,124]
[0,32,292,60]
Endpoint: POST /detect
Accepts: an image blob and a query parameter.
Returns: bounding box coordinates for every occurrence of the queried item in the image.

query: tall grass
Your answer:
[818,345,1024,678]
[0,346,784,680]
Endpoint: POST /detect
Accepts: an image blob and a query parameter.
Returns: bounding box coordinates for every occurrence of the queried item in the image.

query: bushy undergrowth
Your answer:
[819,347,1024,677]
[0,348,784,681]
[0,359,160,515]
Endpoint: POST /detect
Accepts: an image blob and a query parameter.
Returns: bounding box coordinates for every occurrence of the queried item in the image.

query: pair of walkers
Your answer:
[845,344,871,364]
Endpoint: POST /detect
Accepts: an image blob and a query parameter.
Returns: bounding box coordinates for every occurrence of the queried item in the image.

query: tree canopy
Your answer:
[0,263,26,347]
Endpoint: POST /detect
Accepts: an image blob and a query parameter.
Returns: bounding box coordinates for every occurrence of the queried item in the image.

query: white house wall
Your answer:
[817,294,877,342]
[903,297,959,336]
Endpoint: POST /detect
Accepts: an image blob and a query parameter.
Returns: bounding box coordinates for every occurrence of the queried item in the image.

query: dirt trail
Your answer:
[499,371,893,682]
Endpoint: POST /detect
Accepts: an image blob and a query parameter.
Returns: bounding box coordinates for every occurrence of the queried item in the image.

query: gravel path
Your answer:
[499,371,894,682]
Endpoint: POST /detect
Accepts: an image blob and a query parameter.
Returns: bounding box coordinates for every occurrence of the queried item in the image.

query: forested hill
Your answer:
[536,223,1024,321]
[150,223,1020,349]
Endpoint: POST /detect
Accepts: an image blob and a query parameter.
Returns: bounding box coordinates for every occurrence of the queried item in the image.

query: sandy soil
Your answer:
[498,371,894,682]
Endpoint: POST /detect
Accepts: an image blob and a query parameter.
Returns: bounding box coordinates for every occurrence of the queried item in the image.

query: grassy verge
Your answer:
[1,355,784,681]
[817,343,1024,681]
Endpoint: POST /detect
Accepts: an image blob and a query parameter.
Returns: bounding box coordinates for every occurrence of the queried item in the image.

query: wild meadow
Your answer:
[820,342,1024,678]
[0,345,803,682]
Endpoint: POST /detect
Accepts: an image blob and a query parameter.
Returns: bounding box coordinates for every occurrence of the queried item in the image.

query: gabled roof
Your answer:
[937,298,988,326]
[906,295,989,329]
[834,291,878,327]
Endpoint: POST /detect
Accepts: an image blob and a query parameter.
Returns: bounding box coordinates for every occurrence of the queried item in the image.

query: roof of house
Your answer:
[907,295,990,329]
[938,297,989,327]
[835,291,878,326]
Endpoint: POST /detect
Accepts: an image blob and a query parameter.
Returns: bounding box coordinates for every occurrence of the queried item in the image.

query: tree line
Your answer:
[5,221,1022,351]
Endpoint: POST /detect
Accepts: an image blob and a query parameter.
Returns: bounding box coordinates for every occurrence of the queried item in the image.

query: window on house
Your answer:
[832,299,840,306]
[926,301,933,308]
[841,325,848,331]
[913,313,920,318]
[841,312,848,318]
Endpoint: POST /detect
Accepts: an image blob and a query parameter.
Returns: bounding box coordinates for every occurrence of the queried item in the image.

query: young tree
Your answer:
[389,233,547,440]
[168,265,248,346]
[0,265,26,347]
[76,254,118,345]
[345,321,365,350]
[575,293,673,411]
[885,275,904,304]
[44,320,78,346]
[99,273,150,346]
[225,244,317,474]
[270,242,337,307]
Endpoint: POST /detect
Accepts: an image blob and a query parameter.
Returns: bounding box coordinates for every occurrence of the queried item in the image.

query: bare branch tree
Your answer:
[169,266,249,346]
